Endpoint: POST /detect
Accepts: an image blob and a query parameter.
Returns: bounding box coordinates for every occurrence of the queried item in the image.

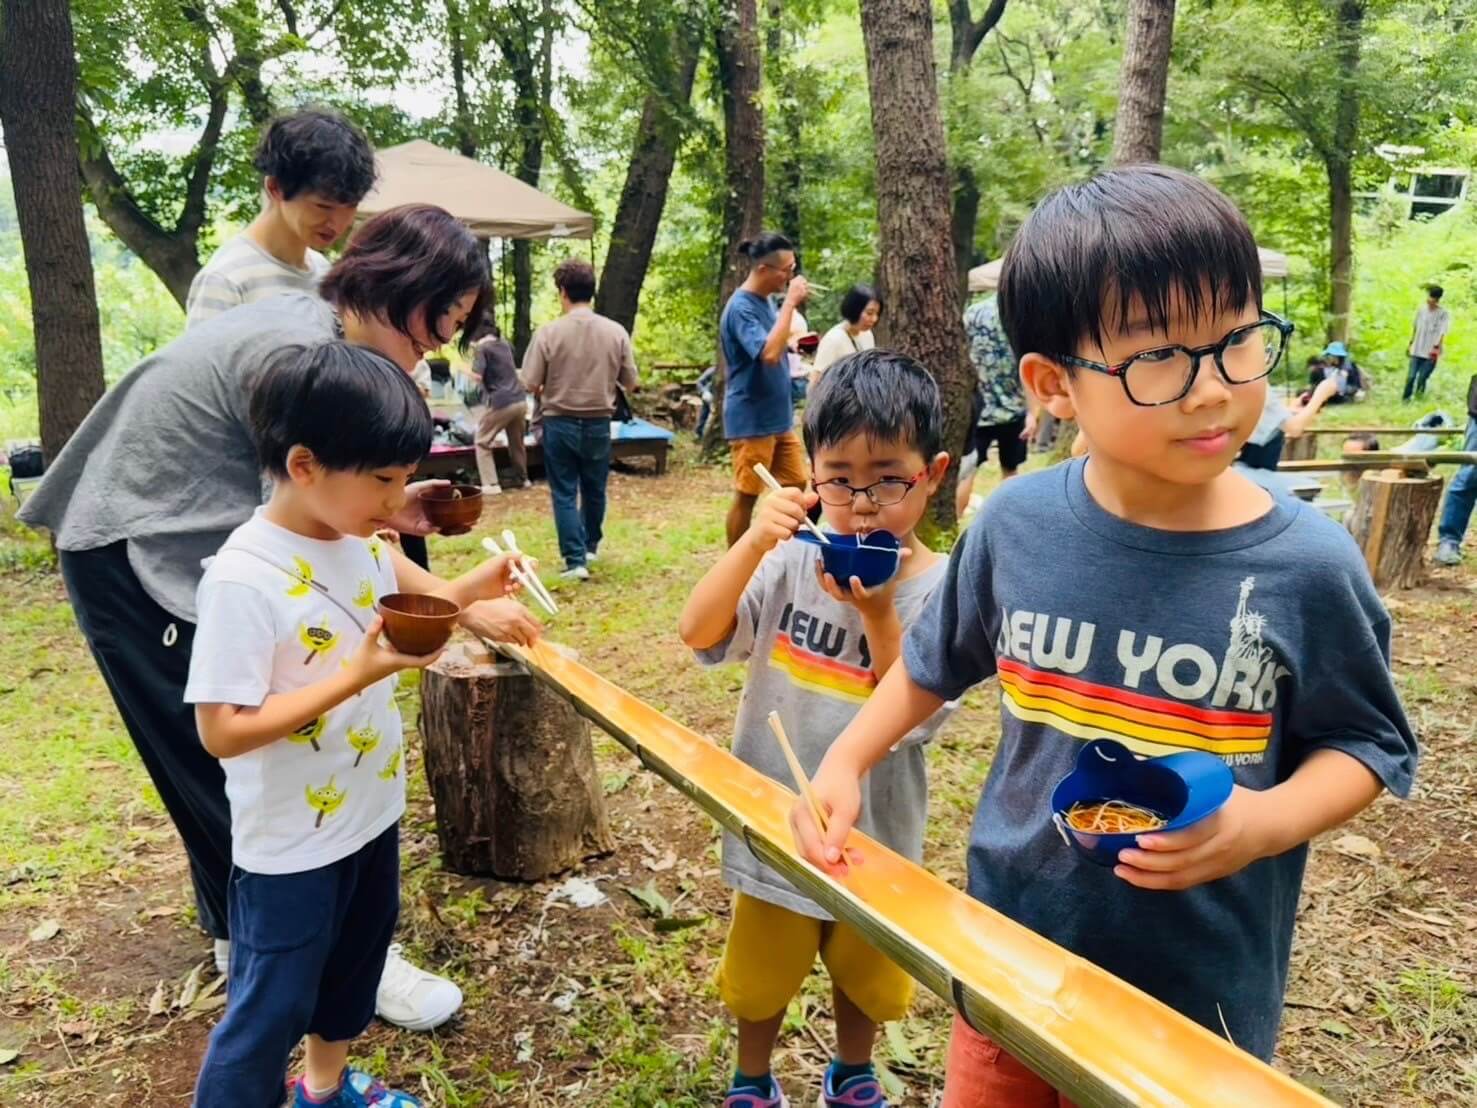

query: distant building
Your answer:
[1360,145,1468,219]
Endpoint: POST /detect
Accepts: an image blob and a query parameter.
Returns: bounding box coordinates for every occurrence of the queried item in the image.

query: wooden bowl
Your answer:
[421,484,484,535]
[377,593,461,655]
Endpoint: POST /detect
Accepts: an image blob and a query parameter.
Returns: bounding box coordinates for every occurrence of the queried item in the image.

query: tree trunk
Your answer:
[1111,0,1176,165]
[595,26,702,334]
[1325,2,1363,342]
[446,0,481,158]
[705,0,767,457]
[420,645,613,879]
[1347,470,1444,590]
[859,0,973,533]
[945,1,1008,298]
[766,0,803,255]
[0,0,107,462]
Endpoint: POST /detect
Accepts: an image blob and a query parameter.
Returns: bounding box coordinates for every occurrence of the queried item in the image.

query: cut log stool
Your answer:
[420,643,612,879]
[1347,469,1445,590]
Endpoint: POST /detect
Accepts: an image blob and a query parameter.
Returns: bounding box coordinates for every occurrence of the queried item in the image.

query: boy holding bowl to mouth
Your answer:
[680,349,955,1108]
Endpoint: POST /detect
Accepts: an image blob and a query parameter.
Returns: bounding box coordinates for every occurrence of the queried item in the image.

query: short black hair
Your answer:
[553,258,597,303]
[1428,285,1444,300]
[250,341,433,478]
[839,284,882,325]
[253,107,377,204]
[803,347,941,460]
[320,204,491,353]
[739,232,794,261]
[1344,433,1380,451]
[998,166,1262,364]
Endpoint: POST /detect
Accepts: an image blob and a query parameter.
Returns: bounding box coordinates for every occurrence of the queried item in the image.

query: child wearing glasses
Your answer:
[679,349,956,1108]
[792,167,1417,1106]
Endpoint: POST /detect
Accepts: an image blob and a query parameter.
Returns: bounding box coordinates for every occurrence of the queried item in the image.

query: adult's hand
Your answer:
[385,479,450,536]
[1020,410,1039,442]
[784,275,810,308]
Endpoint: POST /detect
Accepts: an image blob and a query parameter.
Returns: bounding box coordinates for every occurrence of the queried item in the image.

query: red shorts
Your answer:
[940,1014,1079,1108]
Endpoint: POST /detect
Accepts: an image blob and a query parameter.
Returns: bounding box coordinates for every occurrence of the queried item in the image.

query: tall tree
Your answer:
[1111,0,1177,165]
[765,0,804,254]
[945,1,1008,300]
[0,0,107,460]
[595,15,705,333]
[858,0,973,529]
[704,0,767,454]
[490,0,559,358]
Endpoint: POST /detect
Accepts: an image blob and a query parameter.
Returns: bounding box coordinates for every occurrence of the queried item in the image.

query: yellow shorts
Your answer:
[731,430,809,496]
[716,892,916,1023]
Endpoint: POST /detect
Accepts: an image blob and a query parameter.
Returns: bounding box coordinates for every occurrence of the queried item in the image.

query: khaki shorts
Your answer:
[716,892,915,1023]
[730,430,809,496]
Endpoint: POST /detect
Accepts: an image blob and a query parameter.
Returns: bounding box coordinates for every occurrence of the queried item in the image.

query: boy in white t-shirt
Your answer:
[187,342,529,1108]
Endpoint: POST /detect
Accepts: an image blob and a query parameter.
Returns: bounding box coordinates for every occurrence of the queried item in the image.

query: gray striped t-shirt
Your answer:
[185,234,331,328]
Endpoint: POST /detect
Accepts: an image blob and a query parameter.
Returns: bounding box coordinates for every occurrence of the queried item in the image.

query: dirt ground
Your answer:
[1,453,1473,1106]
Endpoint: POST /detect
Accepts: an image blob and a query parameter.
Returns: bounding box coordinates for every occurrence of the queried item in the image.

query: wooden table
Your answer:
[417,420,674,482]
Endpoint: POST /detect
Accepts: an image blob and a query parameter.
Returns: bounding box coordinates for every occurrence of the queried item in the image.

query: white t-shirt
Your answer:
[185,510,405,875]
[812,323,875,377]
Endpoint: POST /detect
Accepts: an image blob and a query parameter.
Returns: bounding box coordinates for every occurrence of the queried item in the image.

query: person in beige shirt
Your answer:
[521,259,639,578]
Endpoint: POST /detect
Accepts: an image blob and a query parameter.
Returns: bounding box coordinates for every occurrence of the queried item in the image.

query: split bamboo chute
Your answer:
[487,637,1336,1108]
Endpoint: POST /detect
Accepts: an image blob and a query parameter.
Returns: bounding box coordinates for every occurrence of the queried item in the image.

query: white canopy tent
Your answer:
[967,247,1290,292]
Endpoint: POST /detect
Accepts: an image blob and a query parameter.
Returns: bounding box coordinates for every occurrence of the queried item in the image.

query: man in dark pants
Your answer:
[520,259,640,579]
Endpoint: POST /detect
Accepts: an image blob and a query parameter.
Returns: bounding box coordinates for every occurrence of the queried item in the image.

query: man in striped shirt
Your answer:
[185,108,376,328]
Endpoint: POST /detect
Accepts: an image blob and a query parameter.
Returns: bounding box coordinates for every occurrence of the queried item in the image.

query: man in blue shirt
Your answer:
[719,231,811,546]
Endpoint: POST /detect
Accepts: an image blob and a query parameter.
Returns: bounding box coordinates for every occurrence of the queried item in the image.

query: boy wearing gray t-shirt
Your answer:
[680,350,956,1108]
[794,168,1417,1104]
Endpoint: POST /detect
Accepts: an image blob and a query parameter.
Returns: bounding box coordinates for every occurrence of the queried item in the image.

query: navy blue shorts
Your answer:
[193,824,400,1108]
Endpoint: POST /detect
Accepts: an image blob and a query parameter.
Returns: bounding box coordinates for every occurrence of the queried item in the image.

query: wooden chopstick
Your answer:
[766,710,828,836]
[752,463,830,544]
[501,529,560,614]
[482,537,558,616]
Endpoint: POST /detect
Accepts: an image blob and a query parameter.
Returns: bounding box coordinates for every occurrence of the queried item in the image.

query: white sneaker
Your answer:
[1435,538,1462,566]
[213,938,230,977]
[480,485,503,496]
[585,550,599,563]
[375,944,462,1031]
[560,565,591,581]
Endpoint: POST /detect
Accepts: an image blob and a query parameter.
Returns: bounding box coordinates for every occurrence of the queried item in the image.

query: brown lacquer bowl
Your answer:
[421,484,484,535]
[377,593,461,655]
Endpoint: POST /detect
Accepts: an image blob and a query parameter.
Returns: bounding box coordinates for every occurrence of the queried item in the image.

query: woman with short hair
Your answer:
[19,203,537,1032]
[809,283,882,388]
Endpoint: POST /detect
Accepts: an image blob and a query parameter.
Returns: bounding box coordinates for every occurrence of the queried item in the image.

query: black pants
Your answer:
[400,533,430,571]
[60,542,232,939]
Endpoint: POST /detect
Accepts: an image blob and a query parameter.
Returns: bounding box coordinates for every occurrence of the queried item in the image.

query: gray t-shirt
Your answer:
[903,459,1417,1060]
[19,293,339,621]
[696,538,955,918]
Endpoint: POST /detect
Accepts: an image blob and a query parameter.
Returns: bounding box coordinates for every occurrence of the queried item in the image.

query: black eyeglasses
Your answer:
[1057,314,1294,407]
[813,470,926,507]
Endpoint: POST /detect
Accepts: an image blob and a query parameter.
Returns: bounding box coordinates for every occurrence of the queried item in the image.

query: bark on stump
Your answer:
[421,644,612,879]
[1347,470,1445,590]
[1282,433,1318,461]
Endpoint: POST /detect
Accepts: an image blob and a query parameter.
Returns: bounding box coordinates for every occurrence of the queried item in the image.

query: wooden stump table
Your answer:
[1347,469,1446,590]
[420,643,612,879]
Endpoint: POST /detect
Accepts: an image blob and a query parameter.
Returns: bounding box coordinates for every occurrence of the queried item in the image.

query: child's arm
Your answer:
[196,616,439,759]
[388,545,543,646]
[1113,749,1381,891]
[792,662,945,871]
[812,557,914,679]
[678,485,815,650]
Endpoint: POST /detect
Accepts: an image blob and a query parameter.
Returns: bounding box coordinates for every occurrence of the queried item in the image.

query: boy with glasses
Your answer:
[680,350,956,1108]
[793,167,1417,1105]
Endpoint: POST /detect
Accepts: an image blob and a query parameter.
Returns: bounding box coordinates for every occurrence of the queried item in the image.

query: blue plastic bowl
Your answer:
[1049,739,1234,866]
[793,529,901,590]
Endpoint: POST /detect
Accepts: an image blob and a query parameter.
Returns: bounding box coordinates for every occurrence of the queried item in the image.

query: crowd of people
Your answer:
[8,100,1455,1108]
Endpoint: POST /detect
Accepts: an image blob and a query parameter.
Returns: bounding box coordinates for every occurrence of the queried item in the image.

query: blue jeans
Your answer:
[542,415,611,568]
[1403,356,1437,400]
[1438,417,1477,546]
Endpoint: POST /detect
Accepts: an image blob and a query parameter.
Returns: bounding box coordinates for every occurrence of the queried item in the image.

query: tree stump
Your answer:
[1347,469,1445,590]
[420,644,612,879]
